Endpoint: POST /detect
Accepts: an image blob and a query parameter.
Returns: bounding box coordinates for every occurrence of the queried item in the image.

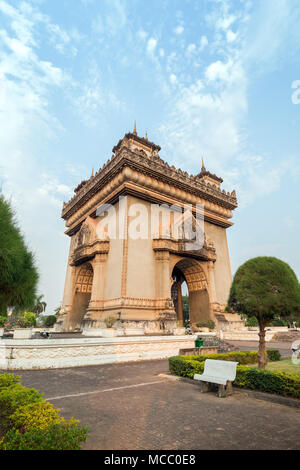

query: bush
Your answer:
[0,384,43,429]
[0,373,21,390]
[267,349,281,362]
[0,373,88,450]
[16,312,36,328]
[174,350,281,365]
[9,402,66,432]
[177,351,260,365]
[234,366,300,398]
[169,353,300,398]
[269,317,288,327]
[196,320,215,331]
[0,422,88,450]
[104,315,117,328]
[169,356,204,379]
[246,316,258,327]
[0,315,7,328]
[43,315,57,328]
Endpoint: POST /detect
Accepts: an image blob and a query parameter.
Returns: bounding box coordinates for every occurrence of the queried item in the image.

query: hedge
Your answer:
[176,349,281,365]
[169,352,300,399]
[0,373,88,450]
[234,366,300,398]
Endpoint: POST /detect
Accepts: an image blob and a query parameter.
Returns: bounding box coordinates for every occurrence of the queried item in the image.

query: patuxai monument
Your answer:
[56,125,239,335]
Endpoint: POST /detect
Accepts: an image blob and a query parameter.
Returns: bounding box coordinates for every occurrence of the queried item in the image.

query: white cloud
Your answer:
[216,14,237,31]
[169,73,177,84]
[205,59,233,82]
[199,35,208,51]
[226,29,237,43]
[174,25,184,35]
[92,0,127,37]
[137,29,147,41]
[73,62,123,127]
[186,43,196,56]
[147,37,157,55]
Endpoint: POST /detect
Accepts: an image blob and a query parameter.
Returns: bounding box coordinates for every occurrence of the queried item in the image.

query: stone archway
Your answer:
[70,263,93,330]
[171,258,211,327]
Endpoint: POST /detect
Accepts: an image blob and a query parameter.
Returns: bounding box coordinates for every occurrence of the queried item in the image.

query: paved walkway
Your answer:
[3,360,300,450]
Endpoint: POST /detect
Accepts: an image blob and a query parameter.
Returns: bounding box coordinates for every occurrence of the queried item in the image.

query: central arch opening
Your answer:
[171,259,211,328]
[71,263,93,330]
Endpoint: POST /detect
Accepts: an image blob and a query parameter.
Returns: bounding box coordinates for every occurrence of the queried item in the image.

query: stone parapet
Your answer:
[0,335,197,370]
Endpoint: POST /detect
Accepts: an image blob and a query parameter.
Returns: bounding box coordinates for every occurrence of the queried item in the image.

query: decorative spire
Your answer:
[133,120,137,135]
[202,158,206,171]
[91,168,94,178]
[145,131,148,140]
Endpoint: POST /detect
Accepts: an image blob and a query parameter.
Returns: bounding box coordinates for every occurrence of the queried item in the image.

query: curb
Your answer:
[158,373,300,409]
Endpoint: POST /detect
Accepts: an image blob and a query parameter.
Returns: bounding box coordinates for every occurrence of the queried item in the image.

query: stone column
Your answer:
[207,261,218,320]
[155,251,171,299]
[86,253,107,321]
[64,265,77,308]
[207,261,217,303]
[56,253,76,331]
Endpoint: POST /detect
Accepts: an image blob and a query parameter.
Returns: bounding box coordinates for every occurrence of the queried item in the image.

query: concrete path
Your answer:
[3,360,299,450]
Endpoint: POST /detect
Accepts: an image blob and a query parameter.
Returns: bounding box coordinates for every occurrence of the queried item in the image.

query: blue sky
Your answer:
[0,0,300,314]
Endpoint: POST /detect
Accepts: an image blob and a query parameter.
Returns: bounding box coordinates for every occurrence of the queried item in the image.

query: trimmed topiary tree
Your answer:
[226,257,300,369]
[43,315,57,328]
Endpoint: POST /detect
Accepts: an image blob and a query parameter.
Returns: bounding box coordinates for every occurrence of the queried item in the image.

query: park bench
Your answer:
[194,359,238,398]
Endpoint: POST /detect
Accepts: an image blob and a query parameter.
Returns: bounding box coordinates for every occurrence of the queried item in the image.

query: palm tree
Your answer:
[33,295,47,317]
[54,306,61,317]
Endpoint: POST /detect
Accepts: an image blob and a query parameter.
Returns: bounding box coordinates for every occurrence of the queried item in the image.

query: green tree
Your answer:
[227,257,300,369]
[182,295,189,323]
[0,195,39,313]
[0,314,8,328]
[54,306,61,317]
[43,315,57,328]
[33,295,47,317]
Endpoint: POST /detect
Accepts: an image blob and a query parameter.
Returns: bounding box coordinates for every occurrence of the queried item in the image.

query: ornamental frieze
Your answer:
[64,166,235,233]
[62,136,237,224]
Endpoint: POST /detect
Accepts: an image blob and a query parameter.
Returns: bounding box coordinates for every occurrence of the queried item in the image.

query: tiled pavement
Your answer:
[3,359,300,450]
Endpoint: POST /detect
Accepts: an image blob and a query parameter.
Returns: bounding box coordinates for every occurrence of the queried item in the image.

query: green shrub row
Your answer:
[196,320,215,331]
[234,366,300,398]
[0,373,88,450]
[177,349,281,365]
[169,355,300,399]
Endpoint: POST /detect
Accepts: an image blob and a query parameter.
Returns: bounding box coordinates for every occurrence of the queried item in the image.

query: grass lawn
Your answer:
[247,359,300,376]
